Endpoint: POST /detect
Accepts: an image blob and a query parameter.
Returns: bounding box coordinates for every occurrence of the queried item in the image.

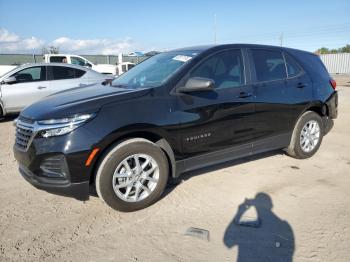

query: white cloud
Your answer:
[0,28,44,53]
[0,28,138,55]
[0,28,20,42]
[50,36,135,55]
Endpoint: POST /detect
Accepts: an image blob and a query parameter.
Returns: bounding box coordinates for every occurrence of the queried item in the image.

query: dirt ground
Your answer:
[1,83,350,262]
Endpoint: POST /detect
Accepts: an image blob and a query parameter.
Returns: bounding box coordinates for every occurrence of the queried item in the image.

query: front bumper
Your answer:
[19,164,89,200]
[13,123,95,201]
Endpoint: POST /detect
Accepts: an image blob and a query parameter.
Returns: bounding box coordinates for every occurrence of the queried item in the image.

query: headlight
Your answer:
[37,113,95,138]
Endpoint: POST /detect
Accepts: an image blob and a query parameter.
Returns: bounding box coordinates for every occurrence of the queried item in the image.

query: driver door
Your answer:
[175,49,256,163]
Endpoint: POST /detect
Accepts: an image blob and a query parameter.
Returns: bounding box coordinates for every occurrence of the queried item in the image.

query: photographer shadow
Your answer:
[224,193,294,262]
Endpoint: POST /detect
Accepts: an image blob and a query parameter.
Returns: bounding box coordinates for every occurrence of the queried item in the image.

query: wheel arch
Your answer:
[89,130,176,184]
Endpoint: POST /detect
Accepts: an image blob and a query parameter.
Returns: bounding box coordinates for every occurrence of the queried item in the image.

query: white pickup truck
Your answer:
[43,54,118,75]
[43,54,136,76]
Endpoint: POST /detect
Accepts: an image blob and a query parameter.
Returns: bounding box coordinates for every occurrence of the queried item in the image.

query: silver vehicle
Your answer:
[0,63,112,117]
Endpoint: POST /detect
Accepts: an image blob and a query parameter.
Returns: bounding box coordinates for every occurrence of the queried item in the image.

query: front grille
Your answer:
[15,122,34,151]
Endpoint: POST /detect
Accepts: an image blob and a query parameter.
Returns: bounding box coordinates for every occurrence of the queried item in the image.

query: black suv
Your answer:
[14,44,338,211]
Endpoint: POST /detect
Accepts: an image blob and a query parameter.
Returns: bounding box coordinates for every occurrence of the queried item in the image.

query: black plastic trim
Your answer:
[19,164,89,200]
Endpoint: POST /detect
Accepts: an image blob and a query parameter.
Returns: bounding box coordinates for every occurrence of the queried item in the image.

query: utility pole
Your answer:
[279,32,284,47]
[214,13,217,44]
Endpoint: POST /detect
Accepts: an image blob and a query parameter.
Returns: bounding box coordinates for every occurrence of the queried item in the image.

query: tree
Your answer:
[316,47,330,54]
[339,44,350,53]
[41,46,60,54]
[315,44,350,54]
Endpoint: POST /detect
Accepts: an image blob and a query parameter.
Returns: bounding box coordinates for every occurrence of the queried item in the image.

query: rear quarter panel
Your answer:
[288,50,334,102]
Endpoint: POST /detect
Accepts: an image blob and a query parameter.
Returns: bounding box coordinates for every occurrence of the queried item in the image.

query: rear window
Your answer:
[251,49,287,82]
[51,66,86,80]
[49,56,67,63]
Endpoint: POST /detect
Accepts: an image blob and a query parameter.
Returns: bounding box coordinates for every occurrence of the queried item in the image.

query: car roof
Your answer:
[44,54,83,56]
[170,44,315,55]
[14,62,92,71]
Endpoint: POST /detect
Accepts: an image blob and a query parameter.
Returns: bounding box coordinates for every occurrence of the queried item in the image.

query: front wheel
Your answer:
[286,111,324,159]
[96,138,169,212]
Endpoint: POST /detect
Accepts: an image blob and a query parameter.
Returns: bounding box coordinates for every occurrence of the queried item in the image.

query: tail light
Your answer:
[330,79,336,90]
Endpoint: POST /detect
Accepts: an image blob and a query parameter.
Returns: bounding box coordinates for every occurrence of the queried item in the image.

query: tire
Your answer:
[286,111,324,159]
[0,106,3,119]
[96,138,169,212]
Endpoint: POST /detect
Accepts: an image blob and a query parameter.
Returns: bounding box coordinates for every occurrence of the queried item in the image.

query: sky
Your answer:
[0,0,349,54]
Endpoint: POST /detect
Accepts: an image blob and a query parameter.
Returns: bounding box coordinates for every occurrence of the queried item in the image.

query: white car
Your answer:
[0,63,112,117]
[43,54,117,75]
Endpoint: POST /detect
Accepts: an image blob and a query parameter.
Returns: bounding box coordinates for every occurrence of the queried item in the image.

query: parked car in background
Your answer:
[13,44,337,212]
[43,54,118,75]
[0,63,112,117]
[115,62,135,76]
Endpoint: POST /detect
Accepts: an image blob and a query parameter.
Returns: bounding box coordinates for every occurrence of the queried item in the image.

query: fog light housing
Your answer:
[39,155,69,179]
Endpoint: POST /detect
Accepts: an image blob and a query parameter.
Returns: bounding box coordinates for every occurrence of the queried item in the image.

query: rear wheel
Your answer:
[96,138,169,212]
[286,111,324,159]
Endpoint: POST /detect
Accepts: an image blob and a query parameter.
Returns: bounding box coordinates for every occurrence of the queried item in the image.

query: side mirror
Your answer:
[177,77,215,93]
[85,62,92,68]
[2,76,17,85]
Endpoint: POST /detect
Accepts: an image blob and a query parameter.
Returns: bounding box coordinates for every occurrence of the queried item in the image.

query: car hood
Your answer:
[20,83,151,120]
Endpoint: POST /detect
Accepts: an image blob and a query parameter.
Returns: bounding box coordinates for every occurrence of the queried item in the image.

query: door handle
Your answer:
[37,86,47,89]
[237,92,252,98]
[296,83,306,89]
[79,83,87,87]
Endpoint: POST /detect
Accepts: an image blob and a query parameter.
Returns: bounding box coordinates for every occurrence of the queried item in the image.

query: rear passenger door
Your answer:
[47,66,87,94]
[248,48,311,151]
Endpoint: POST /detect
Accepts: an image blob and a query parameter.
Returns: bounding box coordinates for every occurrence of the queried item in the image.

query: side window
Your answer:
[74,68,86,78]
[251,49,286,82]
[12,66,46,83]
[49,56,67,63]
[284,53,301,78]
[189,49,244,89]
[71,56,86,66]
[51,66,85,80]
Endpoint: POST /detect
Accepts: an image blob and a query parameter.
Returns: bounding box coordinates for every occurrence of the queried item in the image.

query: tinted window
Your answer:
[75,69,86,78]
[284,53,301,77]
[12,66,46,83]
[251,49,286,82]
[49,56,67,63]
[71,56,86,66]
[190,49,244,89]
[51,66,86,80]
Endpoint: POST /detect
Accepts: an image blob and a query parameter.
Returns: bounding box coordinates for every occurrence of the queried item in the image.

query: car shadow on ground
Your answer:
[224,192,295,261]
[0,114,18,123]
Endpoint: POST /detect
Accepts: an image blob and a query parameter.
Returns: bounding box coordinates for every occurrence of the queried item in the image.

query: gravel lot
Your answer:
[1,84,350,262]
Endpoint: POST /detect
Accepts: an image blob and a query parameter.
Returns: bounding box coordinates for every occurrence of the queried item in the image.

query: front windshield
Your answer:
[112,50,199,89]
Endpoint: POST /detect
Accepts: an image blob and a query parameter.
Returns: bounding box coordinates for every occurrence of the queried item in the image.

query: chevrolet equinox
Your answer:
[14,44,338,211]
